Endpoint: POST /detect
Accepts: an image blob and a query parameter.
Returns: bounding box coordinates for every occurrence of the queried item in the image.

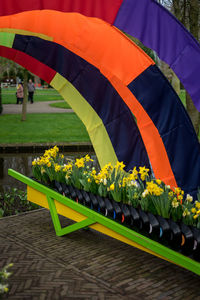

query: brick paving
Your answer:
[1,209,200,299]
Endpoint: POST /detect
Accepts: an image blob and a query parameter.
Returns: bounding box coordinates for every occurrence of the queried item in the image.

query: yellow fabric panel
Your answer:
[50,73,118,168]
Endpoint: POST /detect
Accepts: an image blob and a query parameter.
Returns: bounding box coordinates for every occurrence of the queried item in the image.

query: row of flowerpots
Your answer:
[52,181,200,261]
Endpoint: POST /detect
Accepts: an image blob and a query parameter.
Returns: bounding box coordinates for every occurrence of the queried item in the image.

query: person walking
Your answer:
[28,79,35,104]
[16,81,24,104]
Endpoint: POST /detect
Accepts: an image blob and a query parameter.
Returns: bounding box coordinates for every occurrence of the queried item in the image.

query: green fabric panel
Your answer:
[50,73,118,168]
[0,32,15,48]
[0,28,53,41]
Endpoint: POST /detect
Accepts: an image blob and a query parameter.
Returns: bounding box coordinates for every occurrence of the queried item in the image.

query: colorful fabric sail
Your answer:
[0,4,199,197]
[0,0,199,111]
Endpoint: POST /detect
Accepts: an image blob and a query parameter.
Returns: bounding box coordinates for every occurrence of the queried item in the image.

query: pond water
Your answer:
[0,151,95,193]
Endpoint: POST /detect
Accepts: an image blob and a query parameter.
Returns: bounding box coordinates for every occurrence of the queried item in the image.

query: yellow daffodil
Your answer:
[115,161,125,171]
[142,189,149,198]
[195,202,200,209]
[54,164,61,172]
[172,200,179,208]
[84,154,93,162]
[156,179,162,185]
[109,183,115,191]
[186,194,193,203]
[193,214,199,220]
[183,208,190,217]
[191,208,197,214]
[139,166,149,181]
[75,158,85,168]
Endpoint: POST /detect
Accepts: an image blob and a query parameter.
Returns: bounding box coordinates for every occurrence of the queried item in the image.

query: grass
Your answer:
[0,113,90,144]
[2,87,64,104]
[49,101,72,109]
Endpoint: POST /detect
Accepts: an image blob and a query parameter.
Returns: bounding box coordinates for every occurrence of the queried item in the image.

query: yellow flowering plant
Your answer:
[170,188,184,222]
[190,192,200,229]
[79,167,99,194]
[32,146,63,184]
[126,168,141,208]
[32,148,200,229]
[107,161,127,202]
[181,194,194,226]
[69,155,94,189]
[95,164,112,198]
[0,263,13,297]
[140,180,171,217]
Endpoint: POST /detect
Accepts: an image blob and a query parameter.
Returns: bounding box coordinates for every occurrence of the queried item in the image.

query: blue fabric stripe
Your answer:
[128,65,200,197]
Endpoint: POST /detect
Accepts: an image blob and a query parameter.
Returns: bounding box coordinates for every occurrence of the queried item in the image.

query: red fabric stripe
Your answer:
[0,0,123,24]
[0,46,56,83]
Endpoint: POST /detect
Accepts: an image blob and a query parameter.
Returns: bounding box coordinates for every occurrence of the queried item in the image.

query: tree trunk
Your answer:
[0,81,2,115]
[21,69,28,121]
[171,71,180,96]
[186,93,200,136]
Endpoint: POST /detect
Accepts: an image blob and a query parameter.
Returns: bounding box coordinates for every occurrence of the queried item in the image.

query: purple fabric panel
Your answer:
[114,0,200,111]
[171,44,200,111]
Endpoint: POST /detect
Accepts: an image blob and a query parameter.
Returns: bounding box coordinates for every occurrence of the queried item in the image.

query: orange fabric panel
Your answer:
[0,10,154,85]
[105,71,178,188]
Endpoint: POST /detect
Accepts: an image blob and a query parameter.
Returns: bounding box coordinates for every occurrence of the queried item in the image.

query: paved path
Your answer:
[1,209,200,299]
[2,101,73,114]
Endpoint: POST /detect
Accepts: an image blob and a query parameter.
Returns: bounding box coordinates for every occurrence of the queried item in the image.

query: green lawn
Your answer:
[2,87,63,104]
[0,113,90,144]
[49,101,71,109]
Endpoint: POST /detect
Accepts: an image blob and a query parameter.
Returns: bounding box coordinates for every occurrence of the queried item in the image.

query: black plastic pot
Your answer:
[89,193,98,210]
[61,183,70,197]
[138,209,150,232]
[81,190,91,207]
[180,223,194,255]
[129,207,142,229]
[104,198,114,217]
[74,188,84,204]
[96,195,106,214]
[156,215,171,243]
[120,204,131,225]
[112,200,122,221]
[54,180,63,194]
[191,227,200,261]
[67,185,77,201]
[147,212,160,239]
[168,219,182,250]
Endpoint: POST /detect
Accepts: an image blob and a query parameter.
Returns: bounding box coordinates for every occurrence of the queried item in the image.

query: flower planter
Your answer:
[120,204,131,225]
[156,215,171,243]
[147,212,160,239]
[89,193,98,210]
[179,223,194,255]
[96,195,106,214]
[129,206,142,229]
[168,219,182,250]
[8,169,200,276]
[138,209,150,233]
[192,227,200,261]
[112,200,122,221]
